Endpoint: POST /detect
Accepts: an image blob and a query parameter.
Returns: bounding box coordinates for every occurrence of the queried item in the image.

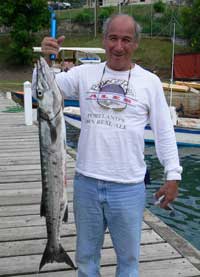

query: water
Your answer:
[145,145,200,250]
[66,123,200,250]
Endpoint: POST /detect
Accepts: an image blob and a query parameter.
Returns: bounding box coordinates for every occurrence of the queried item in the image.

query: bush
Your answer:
[74,9,93,26]
[0,0,49,65]
[153,0,166,13]
[98,7,114,31]
[180,0,200,51]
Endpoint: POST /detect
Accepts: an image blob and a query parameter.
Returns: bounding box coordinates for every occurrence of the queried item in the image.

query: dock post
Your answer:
[24,81,33,126]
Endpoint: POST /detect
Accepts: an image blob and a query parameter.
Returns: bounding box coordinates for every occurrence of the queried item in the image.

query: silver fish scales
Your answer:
[36,57,76,271]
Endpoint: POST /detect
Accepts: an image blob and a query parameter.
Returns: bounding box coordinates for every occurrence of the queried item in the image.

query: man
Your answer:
[35,14,182,277]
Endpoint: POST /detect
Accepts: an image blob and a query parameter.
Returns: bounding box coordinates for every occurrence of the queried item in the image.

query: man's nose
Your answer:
[115,39,123,50]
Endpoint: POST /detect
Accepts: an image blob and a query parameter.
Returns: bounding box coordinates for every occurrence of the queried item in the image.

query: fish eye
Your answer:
[37,90,43,99]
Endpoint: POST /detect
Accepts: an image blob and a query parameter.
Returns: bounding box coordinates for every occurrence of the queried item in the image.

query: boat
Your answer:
[162,82,200,94]
[11,90,79,109]
[13,82,195,108]
[175,81,200,92]
[11,47,105,108]
[13,44,199,147]
[33,46,105,68]
[11,91,38,108]
[13,90,199,147]
[63,106,200,147]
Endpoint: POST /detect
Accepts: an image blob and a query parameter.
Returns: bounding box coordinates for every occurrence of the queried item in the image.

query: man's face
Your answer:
[103,16,138,71]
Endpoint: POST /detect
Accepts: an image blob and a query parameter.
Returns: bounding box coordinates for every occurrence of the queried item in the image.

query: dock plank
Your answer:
[0,224,77,242]
[0,95,200,276]
[8,259,200,277]
[0,244,184,277]
[0,161,75,171]
[0,202,73,217]
[0,232,166,258]
[0,179,74,190]
[0,223,150,243]
[0,166,75,175]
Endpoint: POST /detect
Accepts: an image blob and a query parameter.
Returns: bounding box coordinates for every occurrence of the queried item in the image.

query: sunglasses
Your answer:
[97,64,132,112]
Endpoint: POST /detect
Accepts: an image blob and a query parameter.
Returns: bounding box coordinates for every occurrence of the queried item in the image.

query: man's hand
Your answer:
[41,35,65,64]
[155,180,179,209]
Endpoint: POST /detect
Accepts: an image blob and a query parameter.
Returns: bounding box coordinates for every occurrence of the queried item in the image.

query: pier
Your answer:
[0,92,200,276]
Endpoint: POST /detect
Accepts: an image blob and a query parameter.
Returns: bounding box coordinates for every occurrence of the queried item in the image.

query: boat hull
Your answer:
[12,91,38,108]
[64,111,200,147]
[12,91,79,109]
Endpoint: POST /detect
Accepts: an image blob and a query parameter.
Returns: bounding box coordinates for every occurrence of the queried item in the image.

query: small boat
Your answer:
[11,90,79,109]
[162,82,199,94]
[63,106,200,147]
[11,91,38,108]
[33,46,105,68]
[12,47,105,108]
[175,81,200,91]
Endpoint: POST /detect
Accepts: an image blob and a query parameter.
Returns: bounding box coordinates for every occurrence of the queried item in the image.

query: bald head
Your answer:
[103,14,141,43]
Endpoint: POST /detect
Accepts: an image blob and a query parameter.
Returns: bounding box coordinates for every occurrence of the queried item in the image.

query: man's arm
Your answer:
[148,77,182,209]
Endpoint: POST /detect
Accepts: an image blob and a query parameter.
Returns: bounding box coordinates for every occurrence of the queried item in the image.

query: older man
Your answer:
[35,14,182,277]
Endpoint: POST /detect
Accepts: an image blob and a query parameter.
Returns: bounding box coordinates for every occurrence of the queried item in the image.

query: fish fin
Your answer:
[39,243,51,271]
[56,244,77,270]
[62,204,68,223]
[39,243,77,271]
[40,193,46,217]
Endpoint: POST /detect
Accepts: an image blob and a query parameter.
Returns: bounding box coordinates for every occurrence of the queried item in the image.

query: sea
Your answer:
[66,123,200,251]
[145,145,200,250]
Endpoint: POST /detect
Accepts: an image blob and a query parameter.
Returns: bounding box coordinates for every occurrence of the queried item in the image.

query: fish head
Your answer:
[36,57,62,119]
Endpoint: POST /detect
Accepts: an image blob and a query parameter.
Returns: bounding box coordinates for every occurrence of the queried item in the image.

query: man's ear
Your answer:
[102,37,106,49]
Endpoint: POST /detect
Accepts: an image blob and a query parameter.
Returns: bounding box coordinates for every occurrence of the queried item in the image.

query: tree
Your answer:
[153,0,166,14]
[180,0,200,51]
[0,0,50,65]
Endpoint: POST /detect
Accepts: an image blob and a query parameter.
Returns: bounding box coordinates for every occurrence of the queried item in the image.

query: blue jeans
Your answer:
[73,172,146,277]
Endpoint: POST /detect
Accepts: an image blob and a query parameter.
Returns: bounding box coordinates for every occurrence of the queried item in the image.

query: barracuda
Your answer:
[36,57,76,271]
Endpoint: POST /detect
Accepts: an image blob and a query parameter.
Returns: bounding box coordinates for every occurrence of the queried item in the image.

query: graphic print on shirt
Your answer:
[84,78,138,130]
[86,78,137,109]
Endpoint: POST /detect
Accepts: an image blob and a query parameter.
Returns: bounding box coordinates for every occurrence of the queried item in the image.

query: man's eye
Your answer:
[123,38,132,43]
[109,37,117,41]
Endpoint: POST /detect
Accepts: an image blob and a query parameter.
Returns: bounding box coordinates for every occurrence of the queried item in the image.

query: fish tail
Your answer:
[39,242,76,271]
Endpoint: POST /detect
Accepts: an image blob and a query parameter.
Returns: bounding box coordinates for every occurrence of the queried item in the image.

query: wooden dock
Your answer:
[0,92,200,277]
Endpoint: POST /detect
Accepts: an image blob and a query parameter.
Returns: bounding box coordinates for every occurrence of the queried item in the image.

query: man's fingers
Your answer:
[57,35,65,46]
[41,36,65,57]
[160,197,170,208]
[41,37,60,56]
[155,180,178,209]
[155,190,164,200]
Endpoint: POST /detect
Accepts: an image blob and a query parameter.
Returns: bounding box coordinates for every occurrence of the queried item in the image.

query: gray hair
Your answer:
[102,14,142,43]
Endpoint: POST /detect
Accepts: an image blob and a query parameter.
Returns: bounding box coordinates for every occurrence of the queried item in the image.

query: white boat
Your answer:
[33,46,200,147]
[63,106,200,147]
[33,47,105,67]
[33,46,105,55]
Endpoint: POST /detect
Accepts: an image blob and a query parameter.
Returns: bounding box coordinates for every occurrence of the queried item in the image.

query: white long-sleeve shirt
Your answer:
[33,62,182,183]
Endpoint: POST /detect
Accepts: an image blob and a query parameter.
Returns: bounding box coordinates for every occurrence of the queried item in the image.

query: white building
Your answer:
[86,0,177,8]
[101,0,151,6]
